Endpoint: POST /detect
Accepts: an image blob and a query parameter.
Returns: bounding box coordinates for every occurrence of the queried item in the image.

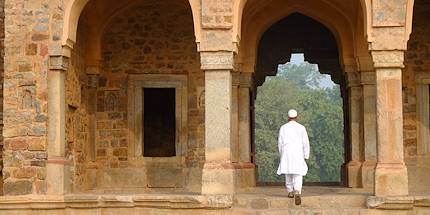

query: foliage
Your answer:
[255,62,344,183]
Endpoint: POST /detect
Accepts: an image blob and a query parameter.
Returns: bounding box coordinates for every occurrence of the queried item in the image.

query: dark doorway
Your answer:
[143,88,176,157]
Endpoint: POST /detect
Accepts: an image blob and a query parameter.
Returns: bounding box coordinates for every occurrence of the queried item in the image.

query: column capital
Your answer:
[232,72,240,86]
[415,72,430,84]
[49,56,69,71]
[346,72,361,88]
[86,59,102,75]
[49,43,73,71]
[200,51,234,71]
[371,50,404,69]
[87,74,99,88]
[361,71,376,85]
[239,73,253,88]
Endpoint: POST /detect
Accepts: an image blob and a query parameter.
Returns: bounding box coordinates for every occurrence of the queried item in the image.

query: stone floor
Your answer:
[233,186,430,214]
[239,186,373,196]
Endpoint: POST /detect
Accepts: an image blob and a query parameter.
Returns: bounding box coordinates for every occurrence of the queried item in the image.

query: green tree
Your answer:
[255,62,344,183]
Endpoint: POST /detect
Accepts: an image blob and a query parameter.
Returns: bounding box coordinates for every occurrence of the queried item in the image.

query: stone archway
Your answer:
[236,0,375,189]
[47,0,203,194]
[253,13,347,185]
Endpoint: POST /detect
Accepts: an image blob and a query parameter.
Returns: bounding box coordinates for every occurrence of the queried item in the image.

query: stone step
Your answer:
[232,207,373,215]
[234,194,368,210]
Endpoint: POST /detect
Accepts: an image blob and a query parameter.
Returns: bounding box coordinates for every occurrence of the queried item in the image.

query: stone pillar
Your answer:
[345,72,363,188]
[231,73,240,163]
[360,71,377,188]
[416,73,430,155]
[238,74,252,164]
[372,51,408,196]
[86,74,98,161]
[46,44,72,195]
[235,73,256,188]
[85,60,101,162]
[201,52,235,195]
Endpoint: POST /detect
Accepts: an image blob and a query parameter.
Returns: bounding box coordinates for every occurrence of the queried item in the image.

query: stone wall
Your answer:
[71,0,204,192]
[65,21,90,192]
[403,10,430,190]
[0,0,4,195]
[1,0,61,195]
[403,11,430,157]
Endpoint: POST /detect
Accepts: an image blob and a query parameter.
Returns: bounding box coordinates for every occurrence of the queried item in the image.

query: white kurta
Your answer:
[276,121,310,176]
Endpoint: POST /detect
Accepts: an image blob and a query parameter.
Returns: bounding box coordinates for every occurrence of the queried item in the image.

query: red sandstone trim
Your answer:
[375,162,406,169]
[47,157,71,165]
[203,162,255,170]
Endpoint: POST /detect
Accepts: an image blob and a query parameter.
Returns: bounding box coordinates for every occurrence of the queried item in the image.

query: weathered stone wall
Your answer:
[65,21,90,191]
[403,10,430,190]
[0,0,5,195]
[72,0,204,191]
[1,0,58,195]
[403,12,430,157]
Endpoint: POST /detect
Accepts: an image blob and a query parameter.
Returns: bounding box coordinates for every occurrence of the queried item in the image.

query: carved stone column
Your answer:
[236,73,256,188]
[231,73,240,163]
[201,52,235,194]
[360,71,377,188]
[372,51,408,196]
[238,73,253,164]
[86,74,98,161]
[345,71,363,188]
[46,44,72,195]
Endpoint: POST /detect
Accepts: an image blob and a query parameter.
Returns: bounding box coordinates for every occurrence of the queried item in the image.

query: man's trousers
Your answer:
[285,174,303,194]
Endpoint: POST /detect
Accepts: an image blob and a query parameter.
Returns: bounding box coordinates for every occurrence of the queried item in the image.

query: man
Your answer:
[277,109,310,205]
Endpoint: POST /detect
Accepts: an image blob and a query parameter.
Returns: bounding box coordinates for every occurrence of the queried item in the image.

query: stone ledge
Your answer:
[0,194,233,210]
[367,196,430,210]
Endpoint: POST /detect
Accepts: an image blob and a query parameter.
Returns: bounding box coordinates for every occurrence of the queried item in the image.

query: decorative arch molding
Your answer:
[359,0,372,42]
[234,0,372,47]
[405,0,415,41]
[232,0,248,45]
[62,0,201,48]
[62,0,89,47]
[238,0,360,73]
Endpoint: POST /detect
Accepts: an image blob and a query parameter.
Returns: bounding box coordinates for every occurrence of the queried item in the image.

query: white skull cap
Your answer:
[288,109,298,118]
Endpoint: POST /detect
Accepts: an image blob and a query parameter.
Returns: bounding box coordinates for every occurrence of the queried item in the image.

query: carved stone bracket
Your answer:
[200,51,234,71]
[371,51,405,68]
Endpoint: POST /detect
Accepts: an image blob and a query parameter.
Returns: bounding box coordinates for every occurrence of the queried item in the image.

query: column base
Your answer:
[202,162,235,195]
[234,163,256,189]
[346,161,362,188]
[361,161,376,188]
[375,162,408,196]
[46,157,70,195]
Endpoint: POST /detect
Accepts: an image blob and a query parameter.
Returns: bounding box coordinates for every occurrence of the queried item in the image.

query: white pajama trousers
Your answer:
[285,174,303,194]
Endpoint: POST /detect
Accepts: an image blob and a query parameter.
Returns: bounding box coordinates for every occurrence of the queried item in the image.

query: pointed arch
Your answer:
[62,0,201,47]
